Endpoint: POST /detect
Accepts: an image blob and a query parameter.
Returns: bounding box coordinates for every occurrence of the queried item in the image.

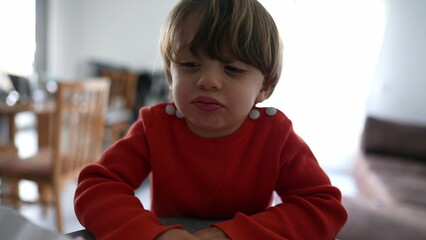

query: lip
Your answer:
[191,96,224,112]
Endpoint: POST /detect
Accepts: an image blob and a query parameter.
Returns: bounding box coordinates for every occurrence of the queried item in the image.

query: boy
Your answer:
[74,1,348,239]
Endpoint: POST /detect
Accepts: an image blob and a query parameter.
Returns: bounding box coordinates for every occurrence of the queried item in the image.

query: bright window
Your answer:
[0,0,36,80]
[259,0,386,170]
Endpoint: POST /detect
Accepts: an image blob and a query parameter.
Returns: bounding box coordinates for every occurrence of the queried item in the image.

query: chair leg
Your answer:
[53,185,64,233]
[38,183,52,216]
[0,177,7,205]
[0,178,21,209]
[11,179,20,209]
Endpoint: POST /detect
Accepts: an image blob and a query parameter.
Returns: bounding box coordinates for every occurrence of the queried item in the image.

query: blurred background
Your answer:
[0,0,425,239]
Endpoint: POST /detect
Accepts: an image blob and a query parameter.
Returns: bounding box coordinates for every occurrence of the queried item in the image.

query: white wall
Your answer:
[367,0,426,125]
[47,0,177,79]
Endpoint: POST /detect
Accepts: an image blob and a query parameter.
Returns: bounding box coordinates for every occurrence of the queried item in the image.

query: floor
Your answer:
[6,112,358,235]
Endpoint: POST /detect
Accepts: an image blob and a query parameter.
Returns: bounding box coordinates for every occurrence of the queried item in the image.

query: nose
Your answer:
[197,65,223,91]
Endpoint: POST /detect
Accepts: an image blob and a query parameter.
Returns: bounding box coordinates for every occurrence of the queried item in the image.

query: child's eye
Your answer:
[180,62,200,68]
[225,65,246,74]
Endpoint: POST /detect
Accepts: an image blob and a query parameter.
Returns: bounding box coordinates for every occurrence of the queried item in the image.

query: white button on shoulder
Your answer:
[249,109,260,120]
[165,105,176,115]
[265,107,277,116]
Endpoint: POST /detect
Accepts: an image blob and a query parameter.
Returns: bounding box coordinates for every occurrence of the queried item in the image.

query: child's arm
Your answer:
[213,132,348,240]
[74,119,182,240]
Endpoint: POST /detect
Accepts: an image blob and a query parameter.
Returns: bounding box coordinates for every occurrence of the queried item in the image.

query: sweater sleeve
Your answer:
[214,130,348,240]
[74,108,182,240]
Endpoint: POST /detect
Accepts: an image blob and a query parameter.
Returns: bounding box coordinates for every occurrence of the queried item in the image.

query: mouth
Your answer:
[191,96,224,112]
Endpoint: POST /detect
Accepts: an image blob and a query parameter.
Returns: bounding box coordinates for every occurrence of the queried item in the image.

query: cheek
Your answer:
[243,83,265,103]
[170,77,191,103]
[227,87,260,113]
[169,68,181,100]
[170,81,179,101]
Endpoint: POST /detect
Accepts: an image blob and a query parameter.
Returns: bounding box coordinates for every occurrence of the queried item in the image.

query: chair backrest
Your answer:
[52,78,110,182]
[100,69,138,110]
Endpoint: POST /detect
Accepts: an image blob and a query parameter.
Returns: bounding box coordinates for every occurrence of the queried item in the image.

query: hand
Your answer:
[192,227,230,240]
[156,228,198,240]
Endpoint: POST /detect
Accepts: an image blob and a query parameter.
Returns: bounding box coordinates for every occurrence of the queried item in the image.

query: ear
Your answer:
[255,84,272,103]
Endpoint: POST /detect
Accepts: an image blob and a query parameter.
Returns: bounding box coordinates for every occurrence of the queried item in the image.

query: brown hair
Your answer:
[160,0,283,97]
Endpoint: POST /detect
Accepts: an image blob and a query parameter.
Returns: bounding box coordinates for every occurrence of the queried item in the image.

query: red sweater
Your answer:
[74,103,347,240]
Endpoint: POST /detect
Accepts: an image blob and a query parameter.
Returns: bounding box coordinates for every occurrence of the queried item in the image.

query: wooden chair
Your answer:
[100,69,138,146]
[0,144,18,161]
[0,78,110,232]
[0,144,19,206]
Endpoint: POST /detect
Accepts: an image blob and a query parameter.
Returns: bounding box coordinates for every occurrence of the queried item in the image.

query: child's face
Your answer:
[170,48,269,138]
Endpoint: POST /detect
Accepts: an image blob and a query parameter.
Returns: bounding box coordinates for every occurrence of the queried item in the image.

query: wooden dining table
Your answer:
[0,99,56,149]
